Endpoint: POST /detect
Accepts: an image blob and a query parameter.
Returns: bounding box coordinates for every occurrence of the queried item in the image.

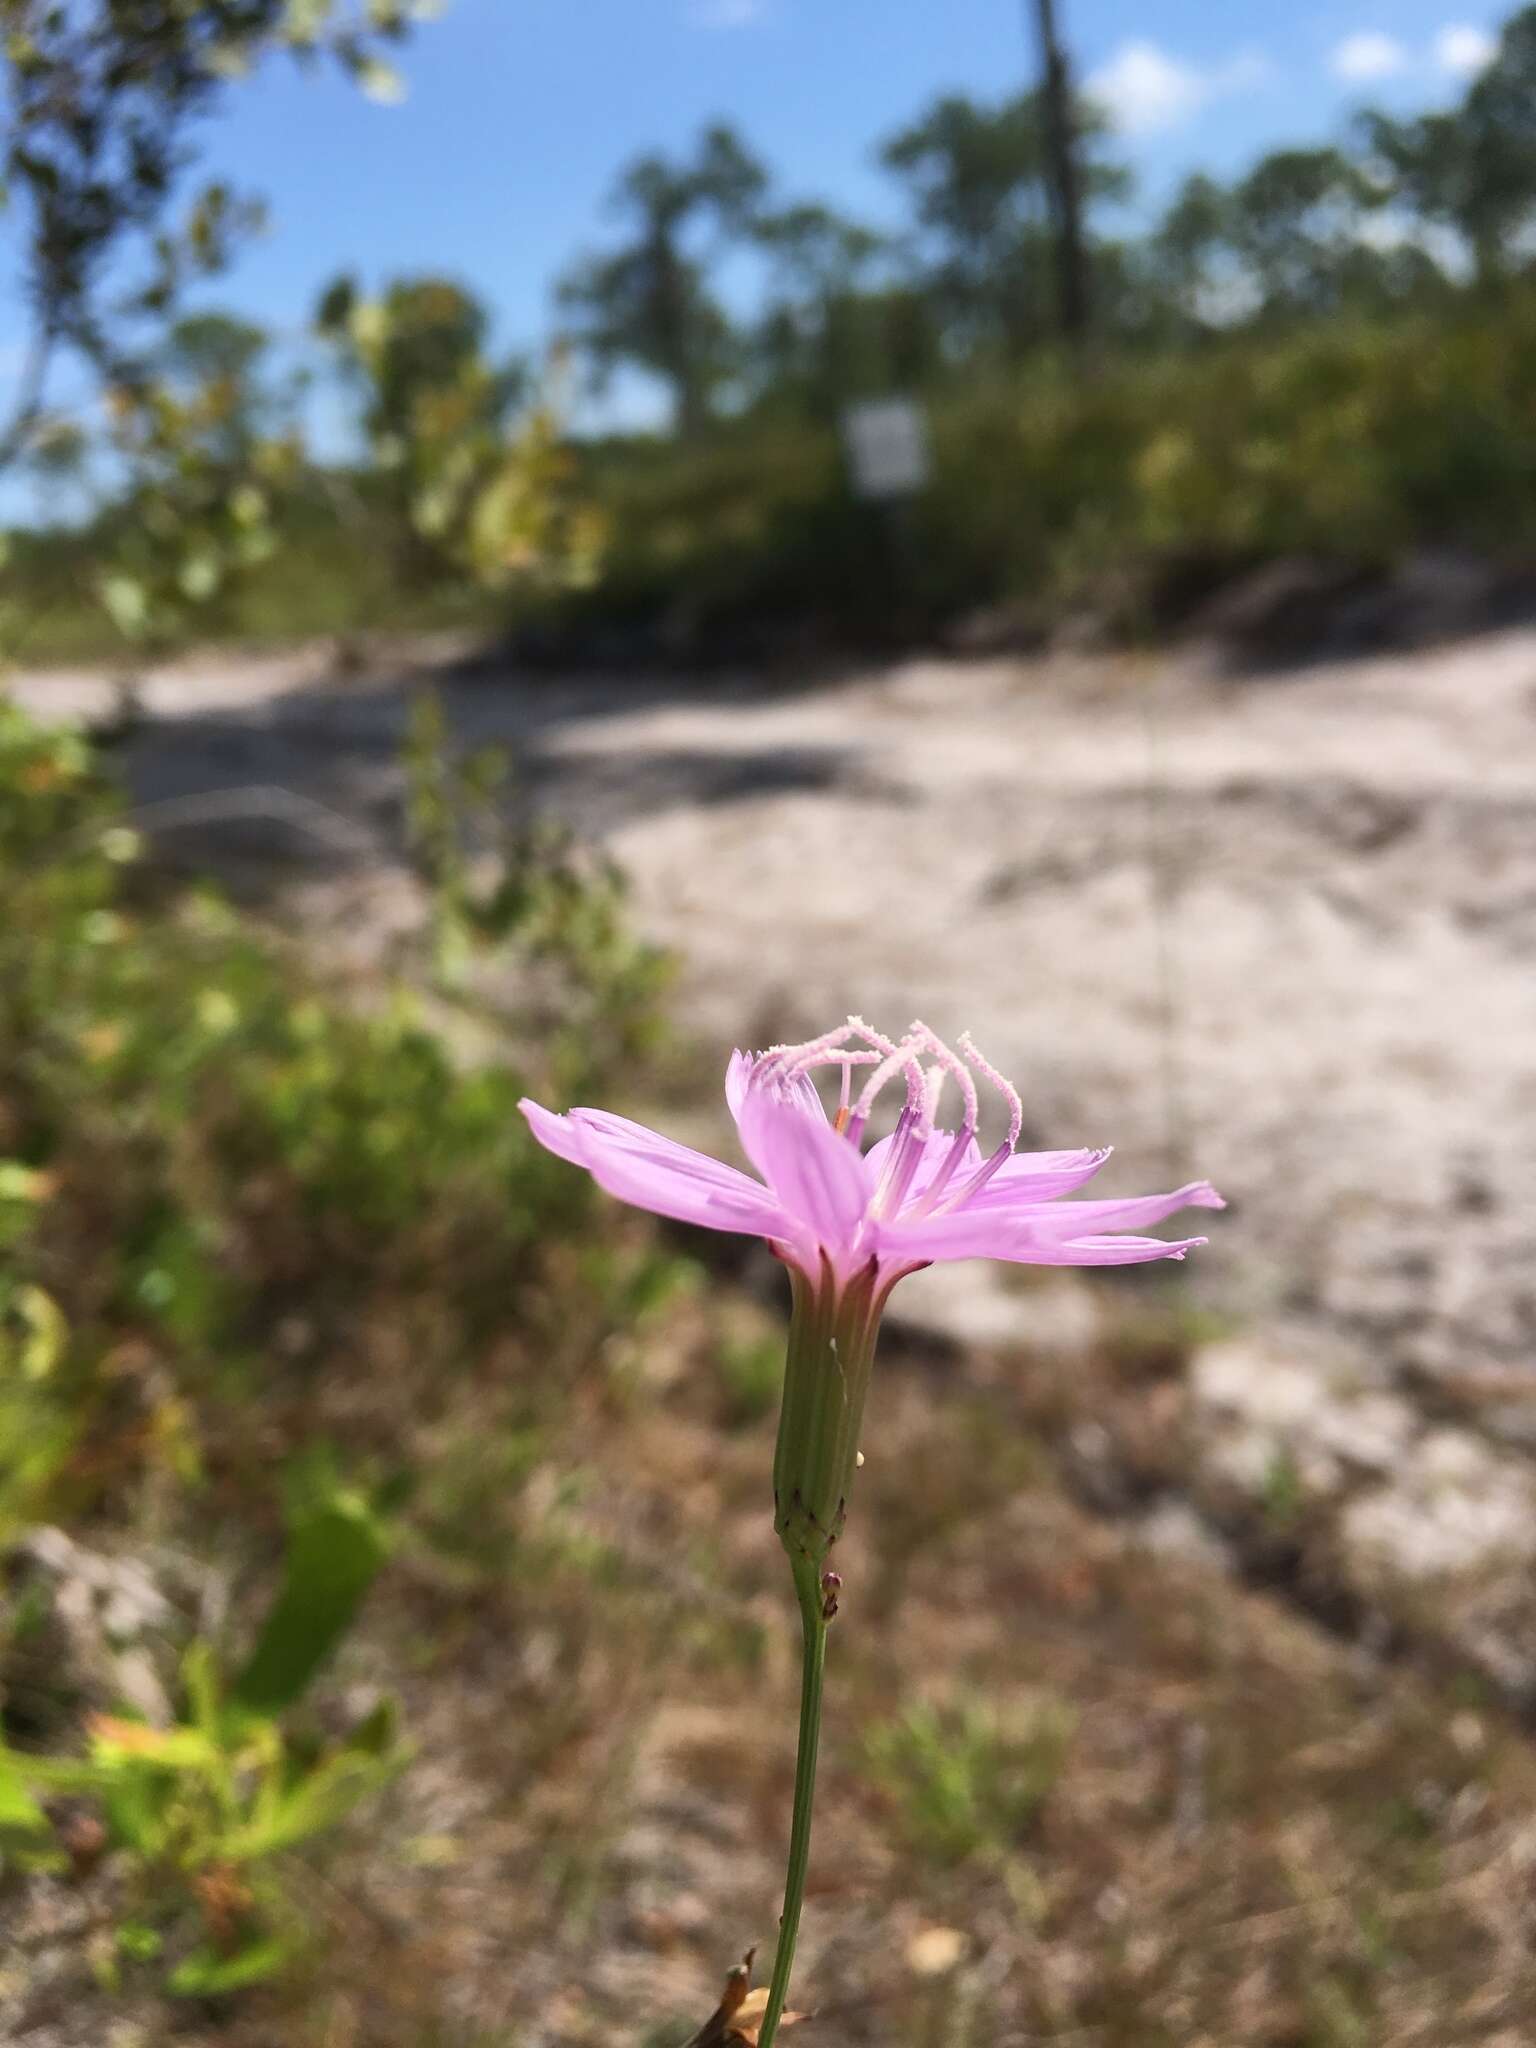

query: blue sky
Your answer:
[0,0,1508,494]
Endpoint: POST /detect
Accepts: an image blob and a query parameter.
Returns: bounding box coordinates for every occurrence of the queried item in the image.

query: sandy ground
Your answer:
[15,626,1536,1409]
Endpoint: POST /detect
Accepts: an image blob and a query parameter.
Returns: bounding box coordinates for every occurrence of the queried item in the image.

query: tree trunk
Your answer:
[1029,0,1090,351]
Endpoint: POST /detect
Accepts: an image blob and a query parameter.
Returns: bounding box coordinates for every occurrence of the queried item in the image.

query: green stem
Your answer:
[757,1552,829,2048]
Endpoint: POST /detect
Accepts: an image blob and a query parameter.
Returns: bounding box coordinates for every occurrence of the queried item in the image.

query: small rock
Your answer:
[889,1263,1101,1354]
[1129,1500,1233,1575]
[907,1925,966,1976]
[1341,1431,1536,1584]
[3,1529,218,1729]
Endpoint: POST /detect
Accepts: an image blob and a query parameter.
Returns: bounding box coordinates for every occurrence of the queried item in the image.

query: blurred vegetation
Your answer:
[0,691,681,2011]
[862,1696,1074,1869]
[535,296,1536,646]
[1,1480,400,1996]
[11,6,1536,665]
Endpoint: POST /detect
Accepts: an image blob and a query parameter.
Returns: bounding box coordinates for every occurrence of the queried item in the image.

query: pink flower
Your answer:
[526,1022,1221,2047]
[519,1016,1222,1289]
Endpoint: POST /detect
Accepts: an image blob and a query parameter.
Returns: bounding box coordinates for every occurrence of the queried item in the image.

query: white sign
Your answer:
[840,397,931,500]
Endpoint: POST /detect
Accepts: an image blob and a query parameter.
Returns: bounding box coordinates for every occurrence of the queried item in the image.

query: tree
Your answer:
[556,124,769,437]
[0,0,432,474]
[1362,7,1536,283]
[154,312,285,470]
[319,275,523,455]
[1227,147,1382,321]
[749,203,921,415]
[880,90,1129,360]
[1029,0,1091,346]
[1148,173,1235,329]
[317,275,599,595]
[91,336,300,658]
[1144,148,1447,334]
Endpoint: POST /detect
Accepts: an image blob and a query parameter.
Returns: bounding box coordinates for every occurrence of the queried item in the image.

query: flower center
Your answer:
[757,1017,1023,1221]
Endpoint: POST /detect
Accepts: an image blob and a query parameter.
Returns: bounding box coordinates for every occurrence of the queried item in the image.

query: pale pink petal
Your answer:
[725,1050,755,1120]
[568,1107,769,1190]
[1022,1234,1210,1266]
[1019,1182,1225,1235]
[877,1197,1211,1267]
[726,1050,826,1129]
[520,1097,593,1167]
[518,1099,792,1238]
[735,1084,871,1252]
[965,1148,1113,1206]
[584,1148,795,1237]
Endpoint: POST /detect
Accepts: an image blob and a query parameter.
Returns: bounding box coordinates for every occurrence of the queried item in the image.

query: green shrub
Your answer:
[0,695,670,1524]
[529,293,1536,645]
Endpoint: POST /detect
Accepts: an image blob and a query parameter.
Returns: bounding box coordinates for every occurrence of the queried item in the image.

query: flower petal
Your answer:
[735,1082,871,1253]
[727,1052,827,1128]
[519,1097,592,1167]
[964,1148,1114,1207]
[725,1050,756,1121]
[1022,1234,1210,1267]
[519,1098,792,1238]
[877,1191,1212,1267]
[569,1107,771,1190]
[1021,1181,1226,1236]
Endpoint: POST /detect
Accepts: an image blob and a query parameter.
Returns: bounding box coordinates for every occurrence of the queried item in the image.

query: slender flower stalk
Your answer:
[756,1544,826,2048]
[520,1017,1222,2041]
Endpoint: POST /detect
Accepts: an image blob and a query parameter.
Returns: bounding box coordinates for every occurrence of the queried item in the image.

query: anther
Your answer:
[959,1030,1024,1151]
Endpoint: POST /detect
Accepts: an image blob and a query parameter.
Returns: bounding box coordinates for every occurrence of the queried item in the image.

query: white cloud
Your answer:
[1086,41,1272,137]
[689,0,767,24]
[1330,31,1409,80]
[1434,22,1497,73]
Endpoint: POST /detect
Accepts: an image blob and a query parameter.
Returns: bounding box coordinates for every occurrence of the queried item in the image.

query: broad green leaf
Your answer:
[168,1935,296,1997]
[101,1769,176,1858]
[0,1751,49,1836]
[231,1489,389,1716]
[10,1284,67,1380]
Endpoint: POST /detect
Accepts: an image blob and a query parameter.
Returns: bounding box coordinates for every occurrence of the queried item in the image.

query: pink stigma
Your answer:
[755,1016,1027,1221]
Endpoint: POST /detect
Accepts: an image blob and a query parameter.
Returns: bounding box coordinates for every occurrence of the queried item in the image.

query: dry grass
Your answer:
[134,1288,1536,2048]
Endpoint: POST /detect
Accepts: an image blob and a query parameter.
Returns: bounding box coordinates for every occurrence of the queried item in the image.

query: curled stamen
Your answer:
[765,1018,915,1139]
[847,1035,927,1146]
[959,1031,1023,1152]
[920,1065,945,1132]
[759,1022,862,1081]
[844,1015,903,1059]
[907,1021,980,1141]
[785,1048,882,1082]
